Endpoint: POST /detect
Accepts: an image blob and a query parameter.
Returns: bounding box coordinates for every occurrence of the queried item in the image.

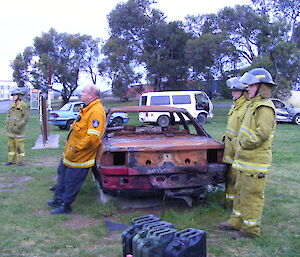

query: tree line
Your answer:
[11,0,300,102]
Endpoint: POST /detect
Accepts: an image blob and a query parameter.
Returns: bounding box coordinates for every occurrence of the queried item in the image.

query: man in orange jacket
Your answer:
[47,84,106,214]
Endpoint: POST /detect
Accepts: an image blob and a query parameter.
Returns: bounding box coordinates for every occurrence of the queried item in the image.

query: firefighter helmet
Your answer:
[226,77,248,91]
[11,88,25,96]
[240,68,276,86]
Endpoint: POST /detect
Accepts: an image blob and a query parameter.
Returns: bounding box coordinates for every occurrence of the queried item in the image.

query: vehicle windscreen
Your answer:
[150,96,170,105]
[60,103,72,111]
[195,93,209,111]
[140,96,147,106]
[172,95,191,104]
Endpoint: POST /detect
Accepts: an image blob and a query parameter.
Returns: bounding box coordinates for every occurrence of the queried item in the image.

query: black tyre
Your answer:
[293,114,300,125]
[157,115,170,127]
[197,114,207,125]
[66,119,75,130]
[111,117,123,127]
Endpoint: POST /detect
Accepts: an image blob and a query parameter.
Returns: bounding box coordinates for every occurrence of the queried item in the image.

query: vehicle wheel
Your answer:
[111,117,123,127]
[157,115,170,127]
[66,119,75,130]
[197,114,207,125]
[293,114,300,125]
[58,125,66,130]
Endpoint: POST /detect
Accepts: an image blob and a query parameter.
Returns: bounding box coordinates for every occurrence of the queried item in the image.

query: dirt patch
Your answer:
[30,155,61,167]
[101,231,122,247]
[0,176,34,191]
[63,214,100,229]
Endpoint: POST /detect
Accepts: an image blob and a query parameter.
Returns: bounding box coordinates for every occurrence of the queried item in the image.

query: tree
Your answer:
[251,0,300,40]
[11,28,101,104]
[104,0,191,92]
[186,32,237,97]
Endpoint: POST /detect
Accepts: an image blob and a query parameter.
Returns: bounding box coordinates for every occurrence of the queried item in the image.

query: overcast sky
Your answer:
[0,0,251,88]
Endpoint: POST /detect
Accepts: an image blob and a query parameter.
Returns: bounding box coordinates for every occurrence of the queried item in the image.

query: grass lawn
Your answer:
[0,99,299,257]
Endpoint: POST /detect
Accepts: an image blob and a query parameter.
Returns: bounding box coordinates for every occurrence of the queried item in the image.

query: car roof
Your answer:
[108,105,189,113]
[141,91,205,96]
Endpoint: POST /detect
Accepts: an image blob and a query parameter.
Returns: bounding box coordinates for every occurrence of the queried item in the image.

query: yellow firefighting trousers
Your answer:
[224,165,238,208]
[8,137,25,164]
[227,170,267,236]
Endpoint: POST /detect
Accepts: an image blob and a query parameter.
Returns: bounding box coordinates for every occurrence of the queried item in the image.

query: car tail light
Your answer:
[53,113,59,117]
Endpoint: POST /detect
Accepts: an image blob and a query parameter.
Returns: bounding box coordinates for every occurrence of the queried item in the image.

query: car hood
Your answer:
[103,135,223,152]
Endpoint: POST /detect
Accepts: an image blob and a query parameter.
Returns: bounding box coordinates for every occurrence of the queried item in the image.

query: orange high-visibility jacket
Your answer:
[63,99,106,168]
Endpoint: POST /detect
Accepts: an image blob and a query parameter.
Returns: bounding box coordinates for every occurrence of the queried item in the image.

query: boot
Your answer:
[47,198,63,208]
[5,162,15,166]
[50,203,72,215]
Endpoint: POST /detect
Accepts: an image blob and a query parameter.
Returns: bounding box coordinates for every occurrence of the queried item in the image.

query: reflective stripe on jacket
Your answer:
[5,101,29,138]
[222,96,249,164]
[232,96,276,173]
[63,99,106,168]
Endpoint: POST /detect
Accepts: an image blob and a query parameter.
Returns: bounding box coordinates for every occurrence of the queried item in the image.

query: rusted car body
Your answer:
[94,106,226,198]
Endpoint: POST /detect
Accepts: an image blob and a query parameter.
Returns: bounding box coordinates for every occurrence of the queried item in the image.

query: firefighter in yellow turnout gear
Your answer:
[219,68,276,239]
[5,88,29,166]
[222,77,249,208]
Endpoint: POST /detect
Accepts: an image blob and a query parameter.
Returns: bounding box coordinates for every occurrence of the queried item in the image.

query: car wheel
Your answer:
[197,114,207,125]
[111,117,123,127]
[157,115,170,127]
[293,114,300,125]
[66,119,75,130]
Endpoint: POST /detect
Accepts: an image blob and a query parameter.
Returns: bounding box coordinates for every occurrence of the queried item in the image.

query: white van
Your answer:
[138,91,213,125]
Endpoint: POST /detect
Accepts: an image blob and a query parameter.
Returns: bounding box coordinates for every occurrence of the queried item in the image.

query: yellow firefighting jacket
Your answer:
[232,95,276,173]
[5,101,29,138]
[63,99,106,168]
[223,96,249,164]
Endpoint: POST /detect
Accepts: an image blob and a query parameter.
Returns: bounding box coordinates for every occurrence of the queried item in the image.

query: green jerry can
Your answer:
[122,214,161,257]
[164,228,206,257]
[140,227,177,257]
[132,221,175,257]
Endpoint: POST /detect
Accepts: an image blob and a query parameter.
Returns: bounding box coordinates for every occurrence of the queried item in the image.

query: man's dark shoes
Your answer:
[5,162,15,166]
[50,204,72,215]
[218,222,238,231]
[47,198,63,208]
[231,231,257,240]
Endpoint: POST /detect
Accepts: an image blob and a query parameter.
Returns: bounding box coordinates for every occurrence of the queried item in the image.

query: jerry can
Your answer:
[132,221,174,257]
[164,228,206,257]
[141,227,177,257]
[122,214,161,257]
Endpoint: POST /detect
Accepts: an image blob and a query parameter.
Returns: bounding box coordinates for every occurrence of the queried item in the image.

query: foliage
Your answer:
[11,28,101,104]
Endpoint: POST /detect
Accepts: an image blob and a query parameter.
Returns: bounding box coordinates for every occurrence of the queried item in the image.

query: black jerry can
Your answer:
[132,221,175,257]
[122,215,161,257]
[141,228,177,257]
[164,228,206,257]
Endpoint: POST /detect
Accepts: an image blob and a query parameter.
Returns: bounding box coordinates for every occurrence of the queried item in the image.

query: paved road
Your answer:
[0,100,12,113]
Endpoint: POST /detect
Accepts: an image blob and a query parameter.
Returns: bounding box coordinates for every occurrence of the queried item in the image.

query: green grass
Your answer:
[0,100,299,257]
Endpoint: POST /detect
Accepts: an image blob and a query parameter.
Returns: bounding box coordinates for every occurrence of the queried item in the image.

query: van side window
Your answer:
[150,96,170,105]
[172,95,191,104]
[140,96,147,106]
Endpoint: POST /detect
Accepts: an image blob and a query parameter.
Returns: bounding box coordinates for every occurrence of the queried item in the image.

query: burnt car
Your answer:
[94,106,226,201]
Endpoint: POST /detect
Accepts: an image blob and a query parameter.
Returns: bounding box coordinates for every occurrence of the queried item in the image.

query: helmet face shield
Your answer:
[240,72,260,86]
[226,77,248,91]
